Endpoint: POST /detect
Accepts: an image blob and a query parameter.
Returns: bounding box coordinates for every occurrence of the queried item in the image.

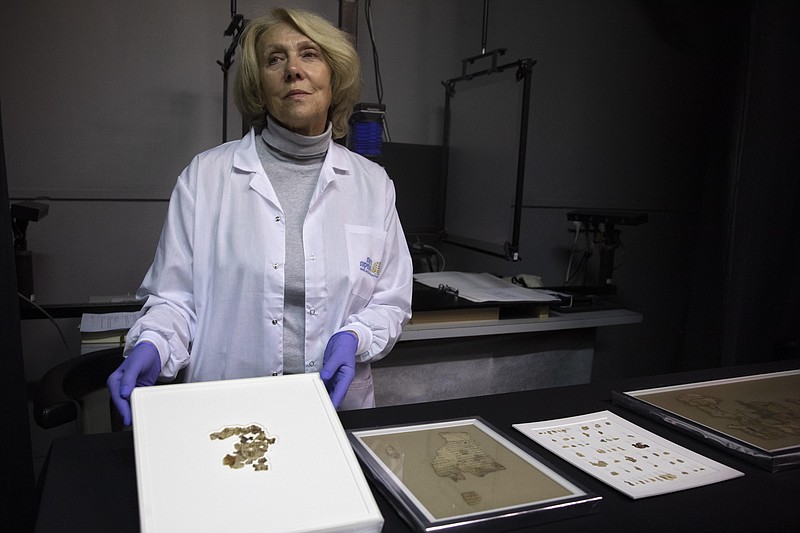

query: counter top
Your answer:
[400,307,642,341]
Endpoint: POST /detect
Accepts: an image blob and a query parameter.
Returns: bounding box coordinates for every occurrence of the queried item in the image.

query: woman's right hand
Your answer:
[107,342,161,426]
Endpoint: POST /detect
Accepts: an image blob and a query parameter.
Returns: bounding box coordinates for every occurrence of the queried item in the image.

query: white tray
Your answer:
[131,374,383,532]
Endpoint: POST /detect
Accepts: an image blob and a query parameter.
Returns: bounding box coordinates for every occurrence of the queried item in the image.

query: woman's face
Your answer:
[258,23,333,136]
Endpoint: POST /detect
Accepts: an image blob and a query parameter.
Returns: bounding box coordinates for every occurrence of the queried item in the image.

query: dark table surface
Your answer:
[35,359,800,532]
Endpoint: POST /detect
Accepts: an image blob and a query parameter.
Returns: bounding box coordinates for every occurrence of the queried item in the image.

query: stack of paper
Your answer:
[414,272,559,303]
[79,310,143,354]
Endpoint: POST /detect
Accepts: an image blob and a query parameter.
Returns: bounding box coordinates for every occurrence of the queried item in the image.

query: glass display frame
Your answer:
[347,417,600,532]
[612,369,800,472]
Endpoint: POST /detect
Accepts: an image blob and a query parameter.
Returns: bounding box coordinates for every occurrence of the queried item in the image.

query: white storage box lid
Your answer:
[131,373,383,533]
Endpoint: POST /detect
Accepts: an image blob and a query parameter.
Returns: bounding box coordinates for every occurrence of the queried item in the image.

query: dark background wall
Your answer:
[2,2,798,509]
[1,101,36,532]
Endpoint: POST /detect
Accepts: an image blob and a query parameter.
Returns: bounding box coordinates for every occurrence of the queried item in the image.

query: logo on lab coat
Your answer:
[359,257,381,278]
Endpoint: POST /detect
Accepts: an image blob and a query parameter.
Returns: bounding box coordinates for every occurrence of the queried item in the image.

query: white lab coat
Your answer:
[125,129,413,409]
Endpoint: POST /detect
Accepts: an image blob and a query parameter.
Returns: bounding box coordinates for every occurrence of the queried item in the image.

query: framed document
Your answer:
[612,369,800,472]
[131,374,383,533]
[514,411,743,499]
[347,418,600,532]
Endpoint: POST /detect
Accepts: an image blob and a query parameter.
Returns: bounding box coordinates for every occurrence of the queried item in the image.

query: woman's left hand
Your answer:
[320,331,358,408]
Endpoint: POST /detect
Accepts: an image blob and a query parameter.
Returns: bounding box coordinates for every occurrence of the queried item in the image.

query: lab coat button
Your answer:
[308,361,315,367]
[273,263,279,269]
[271,319,278,325]
[275,216,281,222]
[309,254,316,261]
[309,308,316,315]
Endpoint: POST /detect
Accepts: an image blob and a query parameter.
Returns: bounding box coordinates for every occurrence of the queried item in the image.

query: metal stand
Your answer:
[217,1,244,143]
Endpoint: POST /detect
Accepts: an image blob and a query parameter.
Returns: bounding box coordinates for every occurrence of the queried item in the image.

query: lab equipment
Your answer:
[441,51,535,262]
[566,210,648,290]
[11,200,49,301]
[348,102,386,160]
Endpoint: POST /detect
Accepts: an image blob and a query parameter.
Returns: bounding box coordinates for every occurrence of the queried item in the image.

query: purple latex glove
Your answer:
[320,331,358,409]
[107,342,161,426]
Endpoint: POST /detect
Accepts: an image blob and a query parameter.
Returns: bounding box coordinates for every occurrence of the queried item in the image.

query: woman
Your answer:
[107,8,413,425]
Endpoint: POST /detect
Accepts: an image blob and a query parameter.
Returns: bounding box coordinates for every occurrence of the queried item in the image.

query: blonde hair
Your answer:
[234,8,361,139]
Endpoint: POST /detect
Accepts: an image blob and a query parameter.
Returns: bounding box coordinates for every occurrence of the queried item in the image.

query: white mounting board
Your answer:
[514,410,743,499]
[131,374,382,532]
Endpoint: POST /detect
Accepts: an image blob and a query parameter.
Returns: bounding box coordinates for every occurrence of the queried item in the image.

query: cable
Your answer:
[564,222,582,284]
[18,293,75,359]
[612,238,626,271]
[564,224,592,286]
[564,250,591,286]
[564,222,592,285]
[364,0,391,141]
[412,237,446,272]
[364,0,383,103]
[422,244,446,272]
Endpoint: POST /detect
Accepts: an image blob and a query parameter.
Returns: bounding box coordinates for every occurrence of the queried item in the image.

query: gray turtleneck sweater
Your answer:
[255,117,331,374]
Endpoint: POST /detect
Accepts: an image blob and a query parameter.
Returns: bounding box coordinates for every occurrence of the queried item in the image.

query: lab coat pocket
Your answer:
[340,364,375,410]
[344,224,387,301]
